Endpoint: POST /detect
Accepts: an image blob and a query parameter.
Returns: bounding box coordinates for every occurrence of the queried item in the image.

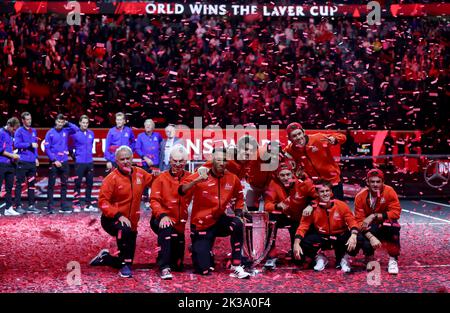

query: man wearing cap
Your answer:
[354,169,402,274]
[284,122,346,199]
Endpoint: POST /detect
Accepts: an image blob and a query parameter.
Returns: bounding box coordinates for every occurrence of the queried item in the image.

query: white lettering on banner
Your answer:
[231,5,257,16]
[186,139,201,156]
[263,6,305,17]
[146,3,184,15]
[189,4,227,16]
[101,138,106,155]
[309,6,338,16]
[92,138,100,154]
[203,139,213,155]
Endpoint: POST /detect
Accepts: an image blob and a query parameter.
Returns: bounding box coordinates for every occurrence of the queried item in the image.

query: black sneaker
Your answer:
[119,264,133,278]
[27,205,41,214]
[172,263,184,272]
[59,207,73,214]
[15,206,27,214]
[89,249,111,266]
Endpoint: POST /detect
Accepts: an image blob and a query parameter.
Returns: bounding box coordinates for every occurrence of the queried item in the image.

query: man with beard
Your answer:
[179,147,251,279]
[14,112,41,214]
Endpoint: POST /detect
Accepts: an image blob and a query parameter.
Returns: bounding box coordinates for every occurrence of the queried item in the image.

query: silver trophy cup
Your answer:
[242,211,276,267]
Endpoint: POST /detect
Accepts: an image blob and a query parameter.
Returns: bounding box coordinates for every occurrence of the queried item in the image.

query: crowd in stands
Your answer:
[0,13,448,152]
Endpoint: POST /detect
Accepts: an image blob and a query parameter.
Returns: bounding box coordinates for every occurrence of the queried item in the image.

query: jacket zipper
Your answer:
[177,173,182,224]
[325,207,332,237]
[218,176,221,217]
[304,148,321,180]
[128,174,133,220]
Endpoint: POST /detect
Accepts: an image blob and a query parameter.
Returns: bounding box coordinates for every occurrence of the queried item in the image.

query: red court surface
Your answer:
[0,200,449,293]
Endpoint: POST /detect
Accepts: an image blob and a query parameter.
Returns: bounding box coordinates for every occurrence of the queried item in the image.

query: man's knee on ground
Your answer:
[230,217,243,232]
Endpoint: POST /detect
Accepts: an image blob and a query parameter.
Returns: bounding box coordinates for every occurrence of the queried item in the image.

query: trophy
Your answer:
[242,211,276,270]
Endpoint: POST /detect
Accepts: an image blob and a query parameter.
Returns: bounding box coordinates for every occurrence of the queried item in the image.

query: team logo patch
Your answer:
[310,146,318,152]
[224,183,233,191]
[333,211,341,220]
[380,197,386,204]
[136,178,142,185]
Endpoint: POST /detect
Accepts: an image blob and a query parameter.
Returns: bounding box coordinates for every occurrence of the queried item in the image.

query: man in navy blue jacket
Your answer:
[0,117,21,216]
[135,119,162,207]
[44,114,79,214]
[70,115,97,213]
[14,112,41,214]
[104,112,135,172]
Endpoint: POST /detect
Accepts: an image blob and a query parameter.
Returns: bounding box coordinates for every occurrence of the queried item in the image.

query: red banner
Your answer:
[34,128,422,163]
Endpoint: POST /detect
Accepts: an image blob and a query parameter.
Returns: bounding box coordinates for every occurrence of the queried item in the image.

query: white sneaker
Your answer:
[313,254,328,271]
[230,265,251,279]
[4,206,21,216]
[388,257,399,275]
[340,254,352,273]
[84,205,98,212]
[160,268,173,280]
[73,205,81,213]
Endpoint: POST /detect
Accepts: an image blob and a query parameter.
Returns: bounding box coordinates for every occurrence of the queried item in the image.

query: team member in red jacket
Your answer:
[263,161,317,269]
[198,135,258,181]
[150,144,192,280]
[179,147,251,279]
[246,141,283,211]
[199,137,280,211]
[89,146,154,278]
[293,180,360,273]
[284,122,346,199]
[354,169,402,274]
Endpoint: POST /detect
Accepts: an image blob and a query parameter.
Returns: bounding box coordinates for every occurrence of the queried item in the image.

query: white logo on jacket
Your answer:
[136,178,142,185]
[224,183,233,191]
[333,211,341,220]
